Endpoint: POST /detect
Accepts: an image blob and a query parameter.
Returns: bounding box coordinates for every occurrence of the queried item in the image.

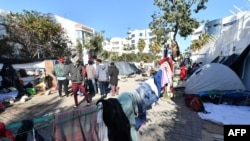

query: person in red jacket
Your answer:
[179,63,187,81]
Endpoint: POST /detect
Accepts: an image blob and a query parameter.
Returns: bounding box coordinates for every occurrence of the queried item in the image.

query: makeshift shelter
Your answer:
[103,61,141,76]
[0,58,57,102]
[184,63,246,94]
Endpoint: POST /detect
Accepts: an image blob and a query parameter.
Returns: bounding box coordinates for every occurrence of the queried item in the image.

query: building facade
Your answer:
[190,10,250,64]
[103,29,170,57]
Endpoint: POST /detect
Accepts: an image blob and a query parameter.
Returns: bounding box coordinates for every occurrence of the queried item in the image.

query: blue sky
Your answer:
[1,0,250,52]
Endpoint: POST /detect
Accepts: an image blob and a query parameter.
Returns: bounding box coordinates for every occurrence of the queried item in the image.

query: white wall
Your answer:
[191,11,250,64]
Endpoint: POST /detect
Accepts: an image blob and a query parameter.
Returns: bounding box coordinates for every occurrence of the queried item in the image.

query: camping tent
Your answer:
[210,44,250,91]
[103,61,141,76]
[184,63,246,94]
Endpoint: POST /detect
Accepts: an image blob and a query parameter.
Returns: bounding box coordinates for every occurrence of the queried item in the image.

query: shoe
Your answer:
[87,103,90,106]
[73,105,77,108]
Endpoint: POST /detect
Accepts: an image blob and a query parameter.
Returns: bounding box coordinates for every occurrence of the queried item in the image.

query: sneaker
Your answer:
[87,103,90,106]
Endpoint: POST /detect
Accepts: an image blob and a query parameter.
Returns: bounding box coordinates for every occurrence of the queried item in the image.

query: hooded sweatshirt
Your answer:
[96,63,108,81]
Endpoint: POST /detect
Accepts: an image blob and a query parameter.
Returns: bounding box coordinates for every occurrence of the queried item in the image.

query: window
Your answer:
[213,23,221,27]
[149,39,152,43]
[139,33,143,36]
[131,40,135,44]
[148,32,153,36]
[112,41,119,46]
[131,34,135,38]
[76,30,84,39]
[223,20,236,27]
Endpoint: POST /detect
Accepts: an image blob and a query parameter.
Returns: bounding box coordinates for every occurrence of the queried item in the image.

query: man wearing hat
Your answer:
[52,57,69,98]
[65,55,90,107]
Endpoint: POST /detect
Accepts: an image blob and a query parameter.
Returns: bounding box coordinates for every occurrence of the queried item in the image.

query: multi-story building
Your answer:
[50,14,94,63]
[0,9,94,63]
[103,37,128,55]
[103,29,155,54]
[128,29,154,53]
[190,10,250,64]
[103,29,174,57]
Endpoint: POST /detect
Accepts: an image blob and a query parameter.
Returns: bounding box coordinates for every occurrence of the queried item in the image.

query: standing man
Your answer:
[86,60,98,94]
[65,56,90,107]
[108,62,119,96]
[52,57,69,98]
[95,59,109,98]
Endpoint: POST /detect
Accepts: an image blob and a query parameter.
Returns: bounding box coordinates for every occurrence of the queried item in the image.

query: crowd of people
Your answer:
[52,57,119,107]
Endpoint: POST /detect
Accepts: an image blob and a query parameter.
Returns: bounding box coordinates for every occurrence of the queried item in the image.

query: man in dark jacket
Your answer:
[108,62,119,96]
[65,57,90,107]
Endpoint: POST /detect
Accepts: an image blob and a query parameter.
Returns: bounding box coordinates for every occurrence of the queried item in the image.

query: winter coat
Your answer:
[65,63,85,83]
[108,65,119,86]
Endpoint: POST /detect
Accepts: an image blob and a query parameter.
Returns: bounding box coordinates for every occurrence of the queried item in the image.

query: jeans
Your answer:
[135,83,158,108]
[99,81,107,96]
[57,79,68,97]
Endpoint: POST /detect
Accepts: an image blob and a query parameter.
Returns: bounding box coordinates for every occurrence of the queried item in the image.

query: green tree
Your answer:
[149,0,208,57]
[137,38,146,52]
[84,31,104,59]
[149,38,162,55]
[0,10,71,59]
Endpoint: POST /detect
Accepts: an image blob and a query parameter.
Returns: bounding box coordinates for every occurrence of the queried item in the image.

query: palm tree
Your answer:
[84,31,105,59]
[149,38,162,55]
[190,33,211,51]
[190,39,201,51]
[137,38,146,52]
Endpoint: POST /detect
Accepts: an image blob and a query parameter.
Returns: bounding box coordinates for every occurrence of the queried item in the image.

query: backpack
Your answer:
[54,64,65,77]
[190,96,206,113]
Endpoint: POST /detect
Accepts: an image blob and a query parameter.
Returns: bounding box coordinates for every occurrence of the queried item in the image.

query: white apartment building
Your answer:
[50,14,94,63]
[103,29,166,55]
[0,9,94,63]
[128,29,154,53]
[103,37,128,55]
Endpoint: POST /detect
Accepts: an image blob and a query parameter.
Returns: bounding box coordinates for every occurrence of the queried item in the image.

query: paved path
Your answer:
[0,75,223,141]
